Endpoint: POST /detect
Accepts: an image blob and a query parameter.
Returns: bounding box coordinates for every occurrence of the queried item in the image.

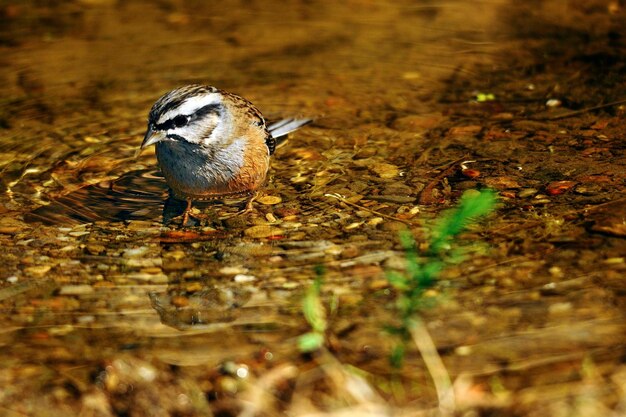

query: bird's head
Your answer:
[141,85,225,150]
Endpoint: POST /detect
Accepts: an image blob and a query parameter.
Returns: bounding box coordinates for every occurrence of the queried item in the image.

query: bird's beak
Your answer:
[141,125,165,149]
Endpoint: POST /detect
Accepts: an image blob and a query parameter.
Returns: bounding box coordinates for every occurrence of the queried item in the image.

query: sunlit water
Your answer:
[3,0,624,414]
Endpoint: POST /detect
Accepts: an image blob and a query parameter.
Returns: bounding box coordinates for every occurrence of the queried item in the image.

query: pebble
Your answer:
[59,285,94,295]
[24,265,51,277]
[126,272,168,283]
[370,162,400,179]
[380,221,407,232]
[234,274,256,283]
[548,302,573,315]
[0,226,20,235]
[123,247,150,257]
[86,244,106,255]
[546,180,576,195]
[257,195,282,205]
[367,217,384,226]
[244,225,284,238]
[125,258,162,268]
[219,266,249,275]
[518,188,538,198]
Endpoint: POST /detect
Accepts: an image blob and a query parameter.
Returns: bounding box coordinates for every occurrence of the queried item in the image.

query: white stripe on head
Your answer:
[157,92,223,124]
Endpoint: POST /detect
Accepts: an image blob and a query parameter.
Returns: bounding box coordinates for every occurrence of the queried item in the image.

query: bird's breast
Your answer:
[155,136,269,200]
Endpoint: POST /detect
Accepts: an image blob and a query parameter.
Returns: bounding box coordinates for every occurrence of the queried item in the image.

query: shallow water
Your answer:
[1,1,625,415]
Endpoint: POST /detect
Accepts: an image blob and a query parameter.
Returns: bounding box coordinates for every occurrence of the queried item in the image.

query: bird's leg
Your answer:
[181,199,193,226]
[243,191,258,213]
[220,192,258,219]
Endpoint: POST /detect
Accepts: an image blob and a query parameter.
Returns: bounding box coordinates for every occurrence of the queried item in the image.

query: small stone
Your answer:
[548,302,572,315]
[24,265,51,277]
[380,221,407,232]
[484,176,521,189]
[126,272,168,283]
[369,279,390,290]
[370,162,399,179]
[257,195,282,205]
[171,296,189,307]
[518,188,538,198]
[461,169,480,178]
[59,285,94,295]
[0,226,20,235]
[219,266,249,275]
[546,180,577,195]
[234,274,256,283]
[455,345,472,356]
[392,114,443,131]
[86,244,106,255]
[367,217,384,226]
[123,247,150,258]
[244,225,284,238]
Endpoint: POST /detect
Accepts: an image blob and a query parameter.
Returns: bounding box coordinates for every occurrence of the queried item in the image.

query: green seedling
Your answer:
[298,267,328,353]
[386,189,497,367]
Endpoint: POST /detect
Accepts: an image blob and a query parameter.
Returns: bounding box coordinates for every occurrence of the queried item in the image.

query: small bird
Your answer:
[141,84,310,224]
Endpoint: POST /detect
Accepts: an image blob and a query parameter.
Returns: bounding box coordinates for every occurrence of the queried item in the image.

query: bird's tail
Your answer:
[268,118,311,142]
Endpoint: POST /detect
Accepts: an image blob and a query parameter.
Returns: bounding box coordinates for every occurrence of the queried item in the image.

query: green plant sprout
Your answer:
[386,189,497,367]
[298,266,328,353]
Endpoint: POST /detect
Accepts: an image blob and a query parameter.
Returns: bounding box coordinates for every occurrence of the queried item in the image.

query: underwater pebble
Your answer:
[244,225,283,238]
[368,279,390,290]
[24,265,51,277]
[59,285,94,295]
[518,188,538,198]
[257,195,282,205]
[125,258,162,268]
[280,222,302,229]
[0,226,20,235]
[86,244,106,255]
[367,217,384,226]
[380,221,406,232]
[546,180,576,195]
[123,247,150,257]
[219,266,249,275]
[69,231,90,237]
[370,162,400,179]
[126,272,168,283]
[234,274,256,283]
[548,302,573,315]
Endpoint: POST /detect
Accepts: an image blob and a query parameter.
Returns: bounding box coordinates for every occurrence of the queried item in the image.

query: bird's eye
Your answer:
[173,115,188,128]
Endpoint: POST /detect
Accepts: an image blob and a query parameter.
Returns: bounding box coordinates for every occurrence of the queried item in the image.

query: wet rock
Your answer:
[546,180,576,195]
[370,162,400,179]
[127,272,168,283]
[484,176,521,189]
[257,195,282,205]
[574,183,603,195]
[518,188,539,198]
[85,243,106,255]
[392,114,443,131]
[244,225,284,238]
[59,285,94,295]
[24,265,51,277]
[380,221,407,232]
[447,125,482,138]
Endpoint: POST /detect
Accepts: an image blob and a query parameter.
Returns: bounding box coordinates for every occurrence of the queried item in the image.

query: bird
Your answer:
[140,84,310,225]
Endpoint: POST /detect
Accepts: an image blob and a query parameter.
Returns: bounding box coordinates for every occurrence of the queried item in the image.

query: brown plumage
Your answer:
[141,84,310,224]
